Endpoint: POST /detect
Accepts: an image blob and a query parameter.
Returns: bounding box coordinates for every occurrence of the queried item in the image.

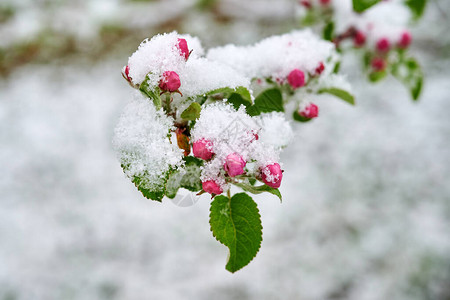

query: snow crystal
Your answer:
[178,58,250,99]
[257,112,293,149]
[113,92,184,190]
[207,29,337,80]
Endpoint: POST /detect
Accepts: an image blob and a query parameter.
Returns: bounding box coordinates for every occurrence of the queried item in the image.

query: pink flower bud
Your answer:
[398,31,412,49]
[177,38,190,60]
[260,163,283,189]
[371,57,386,71]
[299,0,311,9]
[376,38,390,53]
[202,180,223,195]
[159,71,181,92]
[287,69,305,89]
[224,153,246,177]
[319,0,330,6]
[299,103,319,119]
[353,30,366,47]
[122,65,132,82]
[315,62,325,75]
[193,138,214,160]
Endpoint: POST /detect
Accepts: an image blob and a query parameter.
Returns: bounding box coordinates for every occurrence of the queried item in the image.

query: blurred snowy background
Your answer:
[1,0,450,299]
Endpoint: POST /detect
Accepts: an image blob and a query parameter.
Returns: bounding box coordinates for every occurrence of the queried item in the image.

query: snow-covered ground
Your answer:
[1,1,449,300]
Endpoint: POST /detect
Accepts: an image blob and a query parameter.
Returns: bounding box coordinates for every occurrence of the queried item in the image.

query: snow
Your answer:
[207,29,337,80]
[113,92,184,191]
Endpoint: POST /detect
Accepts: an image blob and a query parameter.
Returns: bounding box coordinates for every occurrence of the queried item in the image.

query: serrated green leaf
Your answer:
[247,88,283,116]
[210,193,263,273]
[405,0,427,20]
[234,182,282,202]
[130,171,167,202]
[323,21,335,41]
[139,74,162,109]
[352,0,380,12]
[180,102,201,120]
[318,88,355,105]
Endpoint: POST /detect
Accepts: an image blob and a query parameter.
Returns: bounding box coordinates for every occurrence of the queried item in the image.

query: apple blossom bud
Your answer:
[299,103,319,119]
[299,0,311,9]
[202,180,223,195]
[315,62,325,75]
[353,30,366,47]
[224,153,246,177]
[398,31,412,49]
[287,69,305,89]
[376,37,390,53]
[261,163,283,189]
[193,138,214,160]
[371,57,386,71]
[159,71,181,92]
[122,65,132,82]
[177,38,190,60]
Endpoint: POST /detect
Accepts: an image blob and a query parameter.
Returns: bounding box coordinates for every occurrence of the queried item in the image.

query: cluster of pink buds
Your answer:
[193,134,285,195]
[122,37,191,95]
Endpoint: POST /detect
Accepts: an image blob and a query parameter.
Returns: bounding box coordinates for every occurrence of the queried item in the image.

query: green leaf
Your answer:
[180,102,201,120]
[368,70,387,82]
[318,88,355,105]
[405,0,427,20]
[126,168,169,202]
[391,57,423,101]
[292,110,313,123]
[247,88,284,116]
[206,86,252,102]
[352,0,380,12]
[234,182,282,202]
[210,193,263,273]
[166,156,203,198]
[227,92,252,111]
[139,74,162,109]
[323,21,335,41]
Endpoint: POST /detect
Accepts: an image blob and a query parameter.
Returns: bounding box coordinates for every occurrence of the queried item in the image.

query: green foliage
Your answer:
[126,168,169,202]
[392,57,423,100]
[352,0,381,12]
[318,87,355,105]
[166,157,203,198]
[246,88,284,116]
[206,86,252,102]
[323,21,335,41]
[209,193,263,273]
[293,110,313,123]
[405,0,427,20]
[181,102,202,120]
[234,182,282,202]
[369,70,388,82]
[139,74,162,109]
